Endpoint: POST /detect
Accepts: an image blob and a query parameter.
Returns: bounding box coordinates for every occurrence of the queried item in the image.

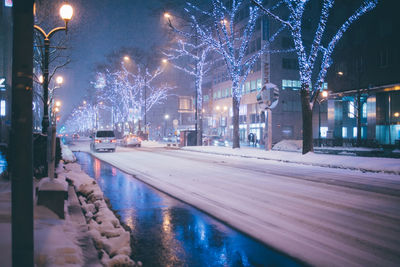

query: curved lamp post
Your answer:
[34,3,73,134]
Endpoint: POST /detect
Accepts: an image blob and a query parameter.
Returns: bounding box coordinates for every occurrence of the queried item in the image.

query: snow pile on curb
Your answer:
[61,144,76,163]
[272,140,302,152]
[33,174,83,266]
[62,163,140,267]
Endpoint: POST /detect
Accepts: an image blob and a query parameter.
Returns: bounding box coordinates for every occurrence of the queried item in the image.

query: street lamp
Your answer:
[48,100,61,179]
[56,76,64,85]
[164,12,202,145]
[34,3,73,134]
[317,90,328,147]
[164,114,170,137]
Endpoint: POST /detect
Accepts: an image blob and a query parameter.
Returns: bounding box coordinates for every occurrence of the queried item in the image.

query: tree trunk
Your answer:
[232,96,240,148]
[300,88,313,154]
[197,116,203,146]
[356,91,362,147]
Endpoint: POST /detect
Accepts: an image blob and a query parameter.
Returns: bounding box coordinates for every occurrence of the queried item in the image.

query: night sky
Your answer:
[56,0,169,121]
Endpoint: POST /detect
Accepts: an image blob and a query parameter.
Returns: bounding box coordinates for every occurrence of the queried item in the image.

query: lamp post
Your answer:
[164,12,202,145]
[48,100,61,178]
[317,90,328,147]
[34,3,73,134]
[164,114,170,137]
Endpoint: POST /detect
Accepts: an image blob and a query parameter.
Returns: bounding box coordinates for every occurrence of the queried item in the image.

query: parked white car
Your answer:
[90,130,117,152]
[122,134,142,147]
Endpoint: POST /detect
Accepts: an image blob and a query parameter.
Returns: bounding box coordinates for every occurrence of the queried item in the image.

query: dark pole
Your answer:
[144,72,147,134]
[41,39,50,134]
[318,101,321,147]
[194,37,198,145]
[11,0,34,266]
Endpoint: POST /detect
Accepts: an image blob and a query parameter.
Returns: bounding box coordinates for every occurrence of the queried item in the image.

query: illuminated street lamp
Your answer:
[34,3,73,134]
[56,76,64,85]
[164,12,171,19]
[317,90,329,146]
[164,114,170,137]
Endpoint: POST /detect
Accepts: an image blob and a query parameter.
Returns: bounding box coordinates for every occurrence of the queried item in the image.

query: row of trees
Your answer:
[64,48,174,134]
[165,0,377,153]
[65,0,378,154]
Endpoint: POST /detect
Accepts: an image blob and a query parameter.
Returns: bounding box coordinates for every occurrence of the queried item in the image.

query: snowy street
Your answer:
[70,141,400,267]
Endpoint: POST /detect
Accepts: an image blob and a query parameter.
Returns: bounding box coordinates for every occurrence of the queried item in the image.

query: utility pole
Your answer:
[11,0,34,266]
[261,16,272,150]
[144,72,147,134]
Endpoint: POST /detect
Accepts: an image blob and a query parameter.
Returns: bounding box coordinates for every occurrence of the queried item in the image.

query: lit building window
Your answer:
[348,102,355,118]
[0,100,6,116]
[5,0,13,7]
[245,82,250,93]
[342,127,348,138]
[320,127,328,138]
[257,79,262,91]
[250,80,256,92]
[353,127,357,138]
[282,79,302,90]
[362,103,367,118]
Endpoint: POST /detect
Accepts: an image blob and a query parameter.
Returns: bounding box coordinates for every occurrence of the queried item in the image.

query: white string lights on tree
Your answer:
[252,0,378,153]
[177,0,294,148]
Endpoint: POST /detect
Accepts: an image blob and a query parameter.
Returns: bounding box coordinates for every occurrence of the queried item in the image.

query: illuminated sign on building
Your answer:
[4,0,13,7]
[0,78,5,91]
[0,100,6,116]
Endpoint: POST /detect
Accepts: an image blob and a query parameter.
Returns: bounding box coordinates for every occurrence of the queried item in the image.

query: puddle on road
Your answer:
[75,152,303,267]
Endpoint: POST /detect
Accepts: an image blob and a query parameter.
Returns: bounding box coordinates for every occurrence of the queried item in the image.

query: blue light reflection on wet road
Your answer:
[75,152,303,267]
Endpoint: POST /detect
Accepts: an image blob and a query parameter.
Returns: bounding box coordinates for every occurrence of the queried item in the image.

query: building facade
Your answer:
[202,2,318,145]
[325,0,400,145]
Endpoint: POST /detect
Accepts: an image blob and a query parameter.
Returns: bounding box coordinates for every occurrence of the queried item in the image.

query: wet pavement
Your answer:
[75,152,303,267]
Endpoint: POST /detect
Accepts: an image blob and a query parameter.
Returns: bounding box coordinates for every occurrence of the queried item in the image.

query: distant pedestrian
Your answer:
[252,134,256,147]
[248,133,252,145]
[250,133,256,147]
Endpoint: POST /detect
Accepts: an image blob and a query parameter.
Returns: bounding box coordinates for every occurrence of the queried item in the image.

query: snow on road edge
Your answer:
[61,145,140,267]
[181,146,400,175]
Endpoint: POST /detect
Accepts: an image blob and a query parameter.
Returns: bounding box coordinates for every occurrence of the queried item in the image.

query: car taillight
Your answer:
[111,139,116,143]
[95,139,101,143]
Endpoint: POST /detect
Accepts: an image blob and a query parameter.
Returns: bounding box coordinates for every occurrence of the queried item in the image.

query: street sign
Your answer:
[256,83,279,110]
[0,78,5,90]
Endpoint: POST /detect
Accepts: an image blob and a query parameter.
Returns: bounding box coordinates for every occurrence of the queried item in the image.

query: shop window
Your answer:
[348,102,355,118]
[342,127,348,138]
[251,80,256,92]
[362,103,367,118]
[320,127,328,138]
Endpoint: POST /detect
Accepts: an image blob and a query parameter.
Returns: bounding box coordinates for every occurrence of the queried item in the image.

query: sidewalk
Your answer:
[181,145,400,175]
[0,144,139,266]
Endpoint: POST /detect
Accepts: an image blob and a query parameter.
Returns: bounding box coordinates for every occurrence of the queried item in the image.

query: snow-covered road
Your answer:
[70,141,400,267]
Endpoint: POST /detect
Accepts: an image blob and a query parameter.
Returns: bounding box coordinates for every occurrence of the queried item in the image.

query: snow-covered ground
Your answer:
[0,144,140,267]
[60,162,138,267]
[69,140,400,266]
[182,144,400,174]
